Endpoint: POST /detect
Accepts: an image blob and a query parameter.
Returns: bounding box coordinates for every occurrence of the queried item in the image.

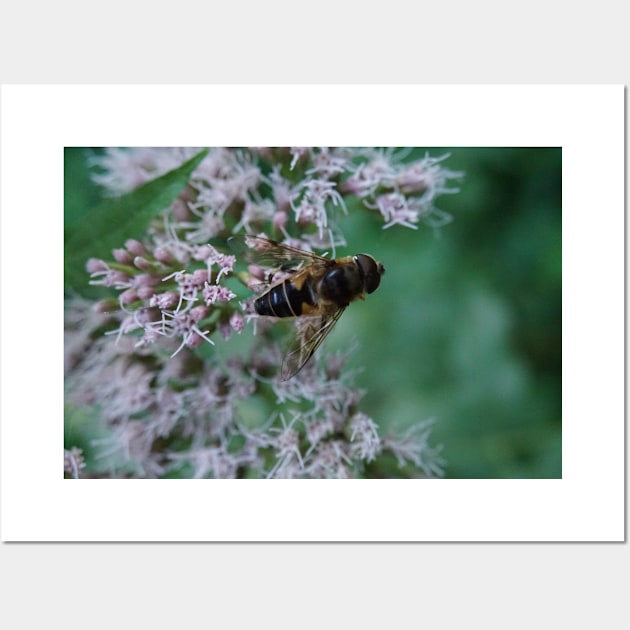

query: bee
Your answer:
[233,235,385,380]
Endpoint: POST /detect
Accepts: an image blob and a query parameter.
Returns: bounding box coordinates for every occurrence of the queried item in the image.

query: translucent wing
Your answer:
[228,234,331,271]
[281,306,346,380]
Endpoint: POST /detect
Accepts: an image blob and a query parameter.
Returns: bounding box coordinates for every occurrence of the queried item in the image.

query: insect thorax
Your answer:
[319,262,364,307]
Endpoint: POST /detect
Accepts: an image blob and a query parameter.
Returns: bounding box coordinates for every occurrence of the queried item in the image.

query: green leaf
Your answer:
[64,148,209,293]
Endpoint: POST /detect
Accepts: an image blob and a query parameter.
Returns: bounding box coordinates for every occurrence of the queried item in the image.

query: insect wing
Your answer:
[281,307,345,380]
[229,235,330,271]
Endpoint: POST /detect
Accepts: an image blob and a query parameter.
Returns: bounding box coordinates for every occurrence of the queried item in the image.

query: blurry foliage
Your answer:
[65,149,208,293]
[64,147,561,478]
[329,148,561,478]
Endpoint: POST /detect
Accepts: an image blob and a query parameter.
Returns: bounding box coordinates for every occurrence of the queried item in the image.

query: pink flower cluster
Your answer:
[86,238,239,356]
[64,147,456,479]
[65,298,444,479]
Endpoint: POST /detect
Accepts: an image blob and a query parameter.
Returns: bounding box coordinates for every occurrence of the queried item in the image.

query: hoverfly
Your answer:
[232,235,385,380]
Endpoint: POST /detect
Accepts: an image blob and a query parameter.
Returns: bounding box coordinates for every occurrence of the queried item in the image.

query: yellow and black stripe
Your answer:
[254,274,318,318]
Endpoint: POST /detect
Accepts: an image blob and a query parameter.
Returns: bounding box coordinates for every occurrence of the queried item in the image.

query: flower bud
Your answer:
[112,248,133,264]
[125,239,147,257]
[86,258,108,273]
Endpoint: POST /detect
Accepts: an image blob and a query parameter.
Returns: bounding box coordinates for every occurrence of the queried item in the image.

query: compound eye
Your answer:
[356,254,384,294]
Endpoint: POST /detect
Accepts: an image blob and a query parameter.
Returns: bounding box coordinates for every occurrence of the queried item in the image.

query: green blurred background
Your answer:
[65,148,562,478]
[330,148,562,478]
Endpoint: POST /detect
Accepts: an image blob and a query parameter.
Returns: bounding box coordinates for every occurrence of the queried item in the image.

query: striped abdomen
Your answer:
[255,276,318,318]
